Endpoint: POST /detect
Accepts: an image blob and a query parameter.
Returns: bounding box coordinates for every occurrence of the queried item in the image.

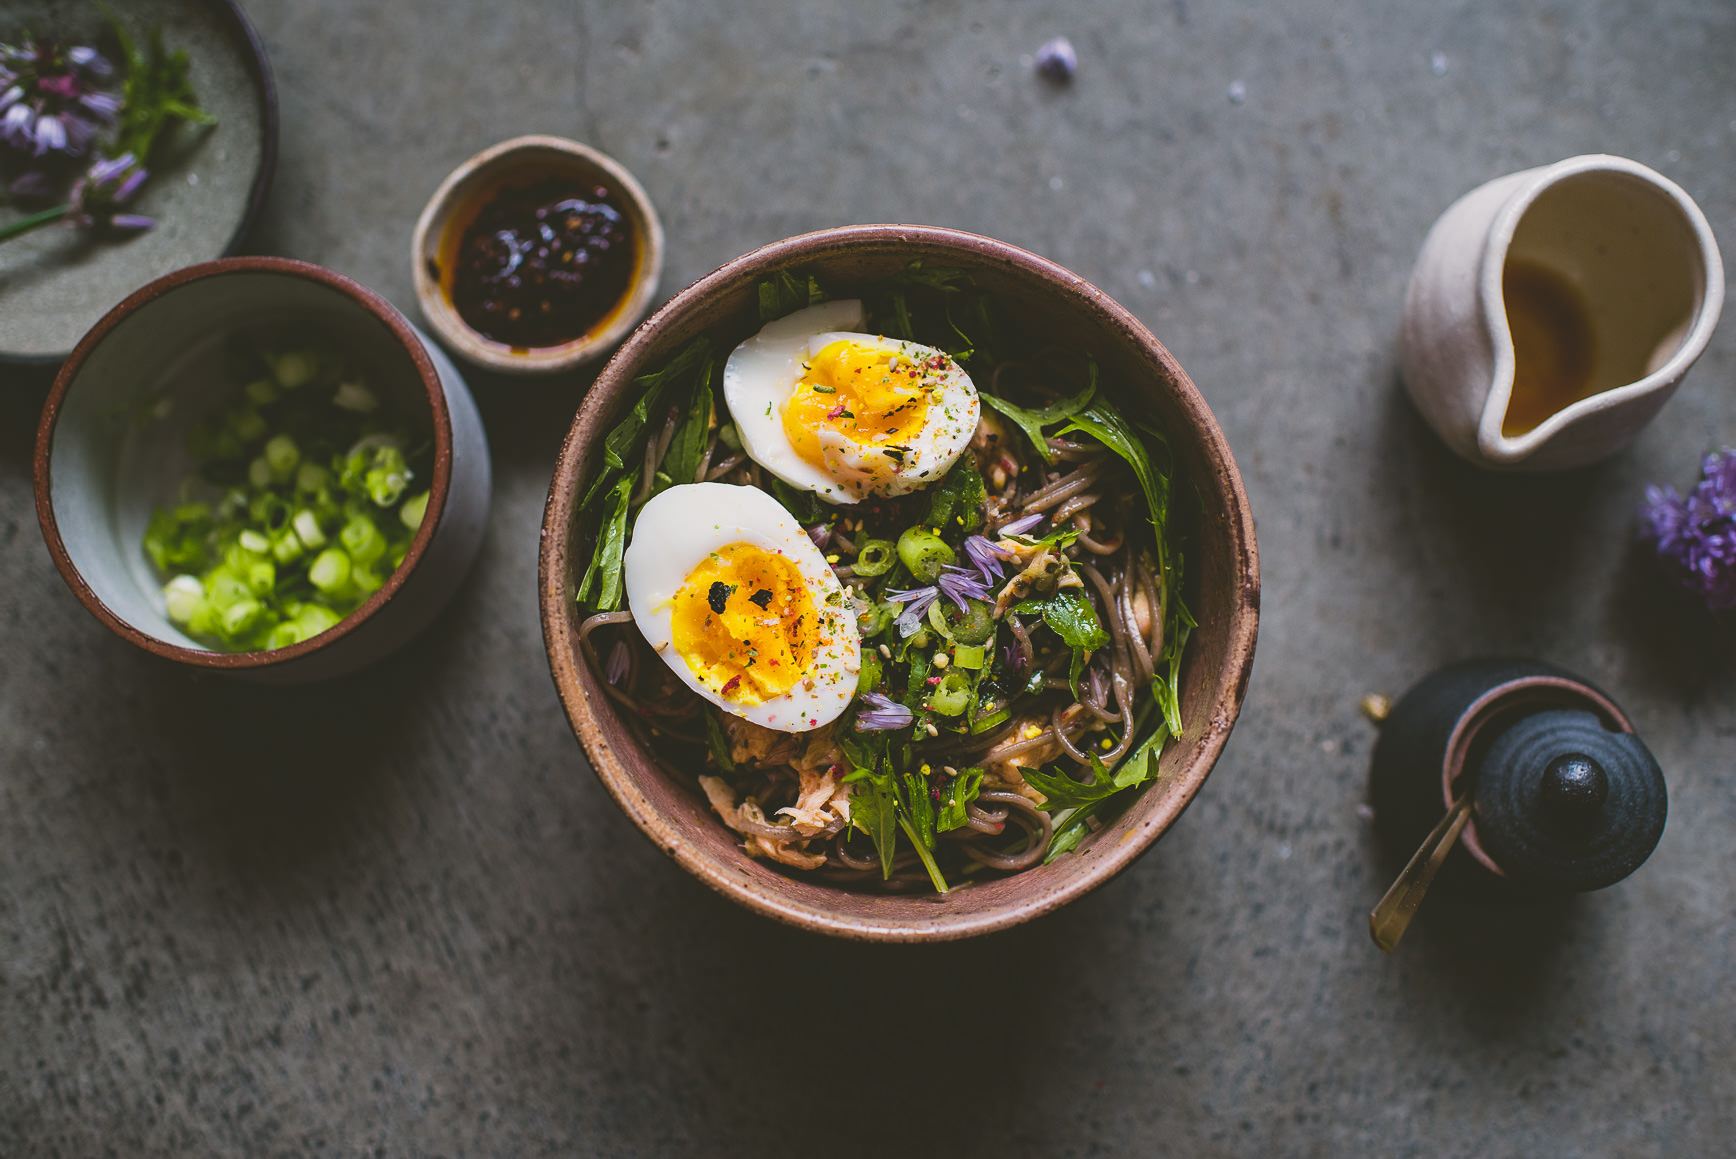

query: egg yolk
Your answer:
[781,340,936,469]
[670,543,816,704]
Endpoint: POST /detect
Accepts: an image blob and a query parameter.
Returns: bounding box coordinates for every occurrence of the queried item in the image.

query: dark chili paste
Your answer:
[449,178,635,348]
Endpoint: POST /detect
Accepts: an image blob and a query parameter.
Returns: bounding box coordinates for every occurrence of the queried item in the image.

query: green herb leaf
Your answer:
[1015,589,1108,651]
[107,12,217,165]
[926,454,986,533]
[1058,393,1169,542]
[757,271,829,324]
[1021,757,1123,812]
[1014,588,1108,695]
[901,769,938,850]
[980,379,1096,462]
[656,360,715,496]
[1043,802,1100,863]
[849,775,899,878]
[937,766,986,832]
[576,474,633,609]
[602,338,711,471]
[704,710,735,773]
[769,476,824,525]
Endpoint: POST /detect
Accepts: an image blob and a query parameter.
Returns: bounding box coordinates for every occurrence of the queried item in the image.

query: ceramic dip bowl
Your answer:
[35,257,492,683]
[540,225,1261,941]
[412,135,665,376]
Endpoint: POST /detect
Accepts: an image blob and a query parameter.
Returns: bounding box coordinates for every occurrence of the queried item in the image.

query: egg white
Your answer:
[723,300,981,504]
[622,482,860,732]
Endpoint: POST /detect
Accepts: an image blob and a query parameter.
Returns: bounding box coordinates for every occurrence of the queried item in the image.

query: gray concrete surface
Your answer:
[4,1,1735,1155]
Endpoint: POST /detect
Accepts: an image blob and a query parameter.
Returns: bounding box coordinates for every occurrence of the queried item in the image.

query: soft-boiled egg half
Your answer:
[623,482,860,732]
[723,299,981,504]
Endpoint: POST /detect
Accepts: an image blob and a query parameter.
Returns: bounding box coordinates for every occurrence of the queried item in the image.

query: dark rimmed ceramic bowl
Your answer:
[540,225,1260,941]
[411,134,665,375]
[35,257,491,683]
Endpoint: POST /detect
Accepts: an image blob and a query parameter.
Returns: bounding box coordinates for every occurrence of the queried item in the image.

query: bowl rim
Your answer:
[410,133,666,375]
[33,255,455,671]
[0,0,280,368]
[539,223,1260,941]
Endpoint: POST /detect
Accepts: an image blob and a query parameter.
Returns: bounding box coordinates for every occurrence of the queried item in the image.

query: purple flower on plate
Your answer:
[0,39,120,161]
[999,512,1046,537]
[64,152,154,234]
[854,691,914,732]
[1642,447,1736,614]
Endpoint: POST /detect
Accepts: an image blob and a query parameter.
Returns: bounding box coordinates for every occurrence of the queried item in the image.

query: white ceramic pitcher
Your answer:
[1398,154,1724,471]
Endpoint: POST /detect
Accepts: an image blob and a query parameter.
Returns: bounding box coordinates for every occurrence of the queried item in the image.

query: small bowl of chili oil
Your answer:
[412,135,665,375]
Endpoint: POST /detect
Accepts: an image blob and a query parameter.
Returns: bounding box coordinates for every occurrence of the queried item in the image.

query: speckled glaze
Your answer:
[539,225,1261,942]
[1368,657,1656,893]
[35,257,491,683]
[0,0,276,365]
[1398,155,1724,471]
[411,135,665,376]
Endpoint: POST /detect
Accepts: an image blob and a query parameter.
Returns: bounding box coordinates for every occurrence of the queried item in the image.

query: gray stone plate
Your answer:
[0,0,275,364]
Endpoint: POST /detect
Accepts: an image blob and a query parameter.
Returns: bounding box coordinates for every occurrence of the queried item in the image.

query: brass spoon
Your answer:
[1369,795,1472,953]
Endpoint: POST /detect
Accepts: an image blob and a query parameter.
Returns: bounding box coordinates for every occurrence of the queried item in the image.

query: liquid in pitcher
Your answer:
[1500,260,1596,436]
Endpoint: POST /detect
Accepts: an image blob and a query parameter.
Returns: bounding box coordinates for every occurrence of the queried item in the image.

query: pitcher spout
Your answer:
[1401,154,1724,472]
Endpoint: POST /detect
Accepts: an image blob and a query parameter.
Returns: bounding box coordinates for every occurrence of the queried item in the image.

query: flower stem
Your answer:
[0,204,71,243]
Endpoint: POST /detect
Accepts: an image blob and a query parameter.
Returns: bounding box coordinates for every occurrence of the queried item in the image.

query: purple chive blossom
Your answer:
[0,40,119,161]
[806,522,833,550]
[1642,448,1736,614]
[962,533,1014,585]
[935,564,993,611]
[64,152,154,234]
[855,691,914,732]
[605,640,631,685]
[999,512,1046,537]
[887,584,939,637]
[1034,36,1077,83]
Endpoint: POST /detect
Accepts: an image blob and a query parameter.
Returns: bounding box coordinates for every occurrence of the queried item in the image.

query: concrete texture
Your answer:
[4,1,1734,1155]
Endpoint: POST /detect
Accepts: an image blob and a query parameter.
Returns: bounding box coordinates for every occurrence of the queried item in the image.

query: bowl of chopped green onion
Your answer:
[541,225,1259,941]
[35,256,491,682]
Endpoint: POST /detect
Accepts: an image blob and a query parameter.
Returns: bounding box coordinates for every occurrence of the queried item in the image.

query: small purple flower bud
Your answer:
[806,522,832,550]
[887,584,940,637]
[962,533,1013,584]
[1034,36,1077,83]
[936,564,992,611]
[605,639,631,685]
[33,113,65,155]
[854,691,914,732]
[88,152,134,184]
[113,166,148,205]
[78,90,121,120]
[1000,512,1046,536]
[107,213,155,234]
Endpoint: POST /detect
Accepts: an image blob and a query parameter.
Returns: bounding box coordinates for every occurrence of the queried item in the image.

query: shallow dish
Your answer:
[411,134,664,376]
[0,0,276,365]
[540,225,1260,941]
[35,256,491,683]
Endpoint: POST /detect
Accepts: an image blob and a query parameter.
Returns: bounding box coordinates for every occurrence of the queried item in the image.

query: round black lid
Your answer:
[1472,708,1667,892]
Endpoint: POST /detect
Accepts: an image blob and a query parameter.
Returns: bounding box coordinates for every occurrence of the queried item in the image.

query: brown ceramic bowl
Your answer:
[540,225,1259,941]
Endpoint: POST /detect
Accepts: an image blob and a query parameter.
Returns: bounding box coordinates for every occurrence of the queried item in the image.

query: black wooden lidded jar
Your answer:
[1369,658,1667,895]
